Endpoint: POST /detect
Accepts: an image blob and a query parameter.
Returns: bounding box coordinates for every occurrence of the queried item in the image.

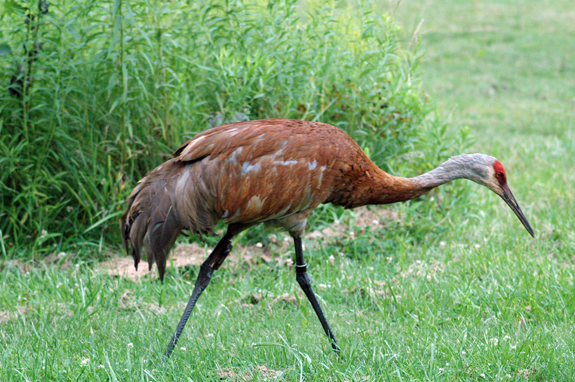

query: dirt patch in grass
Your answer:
[100,256,160,280]
[217,365,282,381]
[101,243,213,281]
[307,206,398,240]
[239,293,262,307]
[399,259,445,281]
[100,242,274,281]
[118,290,168,314]
[272,293,299,307]
[0,306,49,323]
[517,365,538,379]
[353,206,399,229]
[229,292,302,310]
[343,281,400,301]
[1,251,80,274]
[0,310,13,324]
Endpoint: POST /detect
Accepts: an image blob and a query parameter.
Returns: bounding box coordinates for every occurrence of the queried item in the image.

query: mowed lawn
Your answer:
[2,0,575,381]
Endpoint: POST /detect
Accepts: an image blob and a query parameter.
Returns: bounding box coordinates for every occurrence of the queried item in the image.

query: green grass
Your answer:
[2,0,575,380]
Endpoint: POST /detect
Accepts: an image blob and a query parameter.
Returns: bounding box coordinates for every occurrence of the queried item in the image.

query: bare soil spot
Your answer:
[101,243,212,281]
[237,293,262,308]
[353,206,399,229]
[2,259,35,274]
[119,290,167,314]
[229,291,301,310]
[400,259,445,281]
[342,283,399,300]
[272,293,299,307]
[517,367,538,378]
[101,256,159,281]
[217,365,282,381]
[307,206,398,240]
[41,251,76,270]
[0,306,44,323]
[0,310,13,324]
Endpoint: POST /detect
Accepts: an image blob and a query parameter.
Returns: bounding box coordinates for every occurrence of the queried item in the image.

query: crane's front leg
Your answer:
[163,223,246,359]
[293,236,340,355]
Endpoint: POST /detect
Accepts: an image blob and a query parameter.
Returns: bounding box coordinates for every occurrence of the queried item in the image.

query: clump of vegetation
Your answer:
[0,0,470,256]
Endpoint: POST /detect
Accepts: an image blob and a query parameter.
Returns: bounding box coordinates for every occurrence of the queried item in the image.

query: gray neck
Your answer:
[411,154,495,189]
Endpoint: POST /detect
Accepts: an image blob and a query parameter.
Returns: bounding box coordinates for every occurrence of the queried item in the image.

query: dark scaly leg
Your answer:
[163,223,247,359]
[293,236,340,355]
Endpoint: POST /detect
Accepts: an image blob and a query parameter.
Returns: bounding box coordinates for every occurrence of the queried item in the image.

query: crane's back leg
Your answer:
[163,223,248,359]
[293,236,340,355]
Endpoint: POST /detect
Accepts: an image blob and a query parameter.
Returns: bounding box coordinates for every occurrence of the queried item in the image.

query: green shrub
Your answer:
[0,0,471,256]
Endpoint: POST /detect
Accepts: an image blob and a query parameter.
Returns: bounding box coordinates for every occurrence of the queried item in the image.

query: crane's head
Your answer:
[462,154,534,237]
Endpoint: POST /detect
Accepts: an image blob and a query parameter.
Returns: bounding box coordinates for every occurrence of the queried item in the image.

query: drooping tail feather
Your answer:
[120,161,183,281]
[121,157,223,280]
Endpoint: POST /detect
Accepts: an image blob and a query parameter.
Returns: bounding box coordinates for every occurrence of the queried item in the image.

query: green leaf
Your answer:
[83,211,122,234]
[195,63,217,72]
[4,0,28,15]
[0,44,12,56]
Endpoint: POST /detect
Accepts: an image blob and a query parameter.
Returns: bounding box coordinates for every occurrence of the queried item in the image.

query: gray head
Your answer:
[435,154,535,237]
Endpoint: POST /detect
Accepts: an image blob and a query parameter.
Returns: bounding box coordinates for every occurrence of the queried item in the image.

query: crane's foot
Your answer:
[293,237,340,356]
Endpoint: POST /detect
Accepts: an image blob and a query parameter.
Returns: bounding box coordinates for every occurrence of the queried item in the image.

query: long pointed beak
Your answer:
[500,184,534,237]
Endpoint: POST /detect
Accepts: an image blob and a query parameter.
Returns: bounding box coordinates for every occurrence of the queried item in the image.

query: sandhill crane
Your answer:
[120,119,534,358]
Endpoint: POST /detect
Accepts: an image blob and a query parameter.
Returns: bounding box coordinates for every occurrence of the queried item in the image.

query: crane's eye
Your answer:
[495,172,503,178]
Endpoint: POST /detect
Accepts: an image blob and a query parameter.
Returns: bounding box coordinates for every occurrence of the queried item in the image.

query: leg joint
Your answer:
[196,264,215,289]
[296,272,312,288]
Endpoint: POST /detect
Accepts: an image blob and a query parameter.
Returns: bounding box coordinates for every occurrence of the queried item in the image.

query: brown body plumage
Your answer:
[121,118,533,358]
[121,119,428,280]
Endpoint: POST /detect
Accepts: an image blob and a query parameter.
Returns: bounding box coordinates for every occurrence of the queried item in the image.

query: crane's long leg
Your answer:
[163,223,247,359]
[293,237,340,355]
